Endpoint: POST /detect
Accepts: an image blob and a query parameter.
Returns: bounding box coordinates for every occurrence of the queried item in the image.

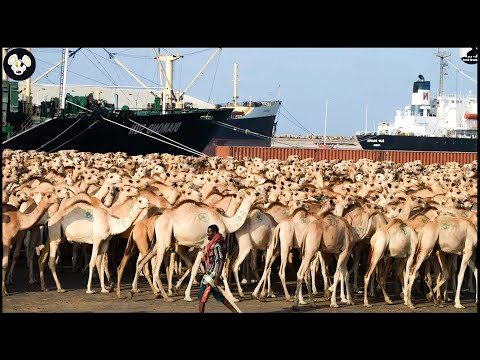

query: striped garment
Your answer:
[205,241,226,276]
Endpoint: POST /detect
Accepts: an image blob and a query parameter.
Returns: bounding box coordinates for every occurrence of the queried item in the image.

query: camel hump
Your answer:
[386,218,403,230]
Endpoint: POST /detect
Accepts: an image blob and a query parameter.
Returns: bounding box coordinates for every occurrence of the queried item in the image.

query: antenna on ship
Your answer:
[435,49,450,97]
[365,104,368,134]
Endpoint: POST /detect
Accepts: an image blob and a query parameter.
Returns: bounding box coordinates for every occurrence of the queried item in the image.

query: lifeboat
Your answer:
[464,112,477,120]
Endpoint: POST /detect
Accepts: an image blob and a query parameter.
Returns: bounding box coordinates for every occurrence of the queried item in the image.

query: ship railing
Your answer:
[355,131,377,136]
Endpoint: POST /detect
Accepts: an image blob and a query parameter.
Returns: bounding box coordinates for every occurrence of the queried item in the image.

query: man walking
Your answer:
[198,224,237,313]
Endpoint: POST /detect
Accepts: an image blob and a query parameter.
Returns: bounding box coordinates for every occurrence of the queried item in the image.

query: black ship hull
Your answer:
[3,109,232,156]
[202,114,276,155]
[356,134,477,152]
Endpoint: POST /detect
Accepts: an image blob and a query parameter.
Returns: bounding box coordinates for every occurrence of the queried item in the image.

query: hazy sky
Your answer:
[30,47,477,136]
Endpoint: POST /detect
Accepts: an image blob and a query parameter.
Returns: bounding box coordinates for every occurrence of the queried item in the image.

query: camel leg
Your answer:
[166,250,176,295]
[394,258,407,298]
[311,252,319,295]
[232,246,252,298]
[183,250,204,302]
[339,257,347,303]
[6,230,25,285]
[343,259,354,305]
[26,229,39,284]
[72,242,81,272]
[466,259,477,304]
[240,253,249,284]
[150,246,171,301]
[2,244,11,296]
[144,257,158,292]
[176,254,184,276]
[86,241,101,294]
[304,267,315,307]
[329,249,351,308]
[131,248,157,296]
[406,244,434,309]
[103,247,113,291]
[278,245,294,302]
[251,249,261,283]
[292,248,316,311]
[363,237,386,307]
[319,252,331,300]
[379,257,394,305]
[352,242,365,293]
[38,238,51,292]
[47,239,65,293]
[432,251,449,305]
[174,246,195,291]
[116,251,133,297]
[252,244,277,300]
[453,253,474,309]
[467,266,475,294]
[96,239,111,293]
[403,249,416,303]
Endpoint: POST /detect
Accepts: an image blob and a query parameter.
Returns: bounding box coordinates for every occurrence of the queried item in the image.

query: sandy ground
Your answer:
[2,260,477,313]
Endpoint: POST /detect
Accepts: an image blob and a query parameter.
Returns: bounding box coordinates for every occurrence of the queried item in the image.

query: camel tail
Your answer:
[272,224,281,254]
[147,225,157,253]
[411,229,423,269]
[125,228,137,255]
[363,214,375,239]
[300,227,309,257]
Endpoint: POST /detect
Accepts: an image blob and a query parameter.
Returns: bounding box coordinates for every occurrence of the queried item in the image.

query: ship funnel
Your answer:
[410,77,431,117]
[411,78,430,106]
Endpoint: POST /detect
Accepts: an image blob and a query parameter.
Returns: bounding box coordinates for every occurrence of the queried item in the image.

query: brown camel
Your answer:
[2,192,58,295]
[404,216,477,309]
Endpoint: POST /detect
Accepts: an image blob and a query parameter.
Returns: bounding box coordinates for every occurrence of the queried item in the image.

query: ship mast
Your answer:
[435,49,450,97]
[233,63,238,106]
[59,47,69,112]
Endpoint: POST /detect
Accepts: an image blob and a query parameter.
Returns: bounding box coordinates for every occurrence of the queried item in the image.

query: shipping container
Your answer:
[215,146,478,165]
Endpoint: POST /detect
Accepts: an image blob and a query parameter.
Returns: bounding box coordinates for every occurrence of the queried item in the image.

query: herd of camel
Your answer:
[2,148,477,310]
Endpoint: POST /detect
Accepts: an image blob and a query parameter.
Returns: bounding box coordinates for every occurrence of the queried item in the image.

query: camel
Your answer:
[6,189,69,286]
[2,192,59,296]
[39,196,149,294]
[130,189,259,302]
[362,219,418,307]
[115,213,162,297]
[343,201,388,295]
[252,199,335,303]
[404,216,477,309]
[292,212,357,309]
[228,208,277,299]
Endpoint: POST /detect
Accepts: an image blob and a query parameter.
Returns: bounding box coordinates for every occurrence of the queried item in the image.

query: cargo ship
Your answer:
[2,80,232,156]
[2,48,280,156]
[356,52,477,153]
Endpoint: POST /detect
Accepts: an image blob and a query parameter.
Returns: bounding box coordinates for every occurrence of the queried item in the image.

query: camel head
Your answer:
[135,196,149,209]
[105,172,122,185]
[42,191,59,205]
